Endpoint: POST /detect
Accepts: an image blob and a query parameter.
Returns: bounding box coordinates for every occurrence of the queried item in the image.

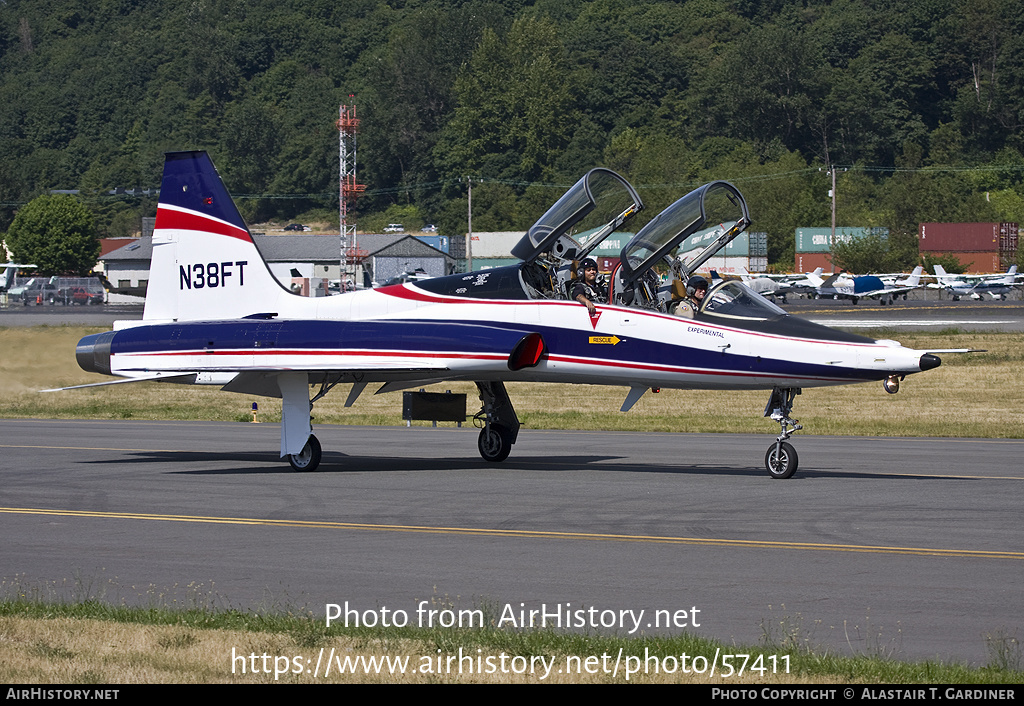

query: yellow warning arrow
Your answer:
[588,335,621,345]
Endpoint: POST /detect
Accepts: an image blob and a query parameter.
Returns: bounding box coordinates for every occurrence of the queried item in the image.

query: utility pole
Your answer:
[829,166,837,244]
[465,177,473,272]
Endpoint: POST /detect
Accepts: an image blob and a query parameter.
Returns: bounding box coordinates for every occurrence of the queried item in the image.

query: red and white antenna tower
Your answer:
[337,102,366,289]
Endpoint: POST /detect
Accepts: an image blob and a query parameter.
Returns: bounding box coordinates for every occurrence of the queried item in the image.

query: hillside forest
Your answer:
[2,0,1023,268]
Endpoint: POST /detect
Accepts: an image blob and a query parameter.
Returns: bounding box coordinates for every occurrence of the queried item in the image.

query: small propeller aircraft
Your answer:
[1,262,36,293]
[63,152,958,478]
[931,265,1021,301]
[735,267,825,303]
[812,266,925,305]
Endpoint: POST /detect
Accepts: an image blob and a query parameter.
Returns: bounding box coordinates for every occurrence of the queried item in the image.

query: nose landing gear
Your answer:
[764,387,802,479]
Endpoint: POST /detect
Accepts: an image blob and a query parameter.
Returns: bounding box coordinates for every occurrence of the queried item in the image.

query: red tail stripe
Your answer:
[155,207,251,242]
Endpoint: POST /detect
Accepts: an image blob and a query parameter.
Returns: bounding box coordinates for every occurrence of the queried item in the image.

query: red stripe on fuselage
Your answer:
[377,285,885,349]
[113,348,850,383]
[155,207,251,242]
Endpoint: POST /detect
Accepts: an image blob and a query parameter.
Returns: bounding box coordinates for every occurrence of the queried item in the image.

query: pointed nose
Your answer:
[919,353,941,371]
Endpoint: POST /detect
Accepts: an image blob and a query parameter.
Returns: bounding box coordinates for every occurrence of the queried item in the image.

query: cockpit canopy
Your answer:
[511,168,643,264]
[701,280,787,320]
[618,181,750,287]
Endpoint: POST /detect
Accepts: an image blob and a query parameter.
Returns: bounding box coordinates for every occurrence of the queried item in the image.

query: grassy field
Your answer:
[1,596,1020,683]
[2,325,1021,438]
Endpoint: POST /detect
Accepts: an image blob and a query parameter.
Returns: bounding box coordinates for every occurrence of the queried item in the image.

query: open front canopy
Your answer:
[618,181,750,286]
[511,168,643,263]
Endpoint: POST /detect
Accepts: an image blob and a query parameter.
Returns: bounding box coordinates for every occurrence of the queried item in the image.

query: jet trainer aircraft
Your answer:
[66,152,956,479]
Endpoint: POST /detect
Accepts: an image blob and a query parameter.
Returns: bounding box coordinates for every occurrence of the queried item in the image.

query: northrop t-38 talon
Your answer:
[65,151,959,478]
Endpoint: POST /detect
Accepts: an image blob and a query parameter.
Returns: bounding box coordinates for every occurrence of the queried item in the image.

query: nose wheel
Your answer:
[765,441,798,479]
[763,387,802,479]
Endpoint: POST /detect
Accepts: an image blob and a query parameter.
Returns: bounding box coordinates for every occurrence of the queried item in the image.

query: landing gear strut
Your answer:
[763,387,802,479]
[474,381,520,462]
[278,373,342,472]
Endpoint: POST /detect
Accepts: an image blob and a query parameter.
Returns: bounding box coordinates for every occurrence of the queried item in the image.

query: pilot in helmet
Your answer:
[571,258,605,316]
[671,275,708,318]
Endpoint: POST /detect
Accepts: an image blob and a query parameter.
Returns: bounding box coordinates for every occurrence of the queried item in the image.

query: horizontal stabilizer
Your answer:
[42,373,197,392]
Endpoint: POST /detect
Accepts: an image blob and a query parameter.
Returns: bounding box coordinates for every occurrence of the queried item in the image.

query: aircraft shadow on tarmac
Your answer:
[78,450,967,481]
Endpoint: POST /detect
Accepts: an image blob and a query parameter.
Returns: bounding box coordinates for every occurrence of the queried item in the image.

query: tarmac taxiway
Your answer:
[1,419,1021,665]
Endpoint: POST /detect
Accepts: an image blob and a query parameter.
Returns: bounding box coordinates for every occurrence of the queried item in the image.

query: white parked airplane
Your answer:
[813,266,925,305]
[1,262,36,292]
[932,265,1021,300]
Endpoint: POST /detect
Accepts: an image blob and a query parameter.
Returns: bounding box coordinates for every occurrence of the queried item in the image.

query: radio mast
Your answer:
[337,102,366,289]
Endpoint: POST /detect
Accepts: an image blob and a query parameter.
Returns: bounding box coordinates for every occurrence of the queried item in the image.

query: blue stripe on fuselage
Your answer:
[108,317,882,382]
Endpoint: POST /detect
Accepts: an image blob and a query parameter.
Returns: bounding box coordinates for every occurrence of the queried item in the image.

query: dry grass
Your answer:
[1,326,1020,438]
[0,615,844,684]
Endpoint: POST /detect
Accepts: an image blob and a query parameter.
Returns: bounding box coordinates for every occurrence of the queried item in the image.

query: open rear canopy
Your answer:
[618,181,750,286]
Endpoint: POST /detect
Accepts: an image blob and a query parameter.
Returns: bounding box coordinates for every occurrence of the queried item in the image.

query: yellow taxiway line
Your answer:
[2,506,1021,560]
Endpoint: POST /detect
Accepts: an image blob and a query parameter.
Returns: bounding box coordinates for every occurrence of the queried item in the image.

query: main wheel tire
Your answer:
[288,434,322,472]
[765,441,798,479]
[478,424,512,463]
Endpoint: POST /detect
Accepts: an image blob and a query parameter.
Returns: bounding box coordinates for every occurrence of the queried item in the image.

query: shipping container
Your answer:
[794,252,837,273]
[412,234,450,253]
[795,227,887,253]
[702,256,756,274]
[467,232,526,258]
[748,232,769,258]
[999,222,1018,255]
[920,251,1002,273]
[918,223,1001,252]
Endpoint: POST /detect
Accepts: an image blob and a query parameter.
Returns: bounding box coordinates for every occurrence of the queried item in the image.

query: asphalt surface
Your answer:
[2,419,1021,666]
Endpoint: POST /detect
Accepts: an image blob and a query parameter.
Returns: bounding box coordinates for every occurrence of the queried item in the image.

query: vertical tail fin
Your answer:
[904,265,924,287]
[144,151,293,322]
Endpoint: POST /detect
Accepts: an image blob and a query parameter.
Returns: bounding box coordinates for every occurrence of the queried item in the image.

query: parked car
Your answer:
[9,278,58,305]
[283,223,306,232]
[422,224,438,233]
[59,286,104,305]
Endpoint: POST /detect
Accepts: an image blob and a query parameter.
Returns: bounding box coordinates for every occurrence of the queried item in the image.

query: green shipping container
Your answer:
[795,227,888,253]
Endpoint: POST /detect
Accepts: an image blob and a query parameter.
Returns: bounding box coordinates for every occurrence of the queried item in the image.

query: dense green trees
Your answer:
[1,0,1023,270]
[5,194,98,275]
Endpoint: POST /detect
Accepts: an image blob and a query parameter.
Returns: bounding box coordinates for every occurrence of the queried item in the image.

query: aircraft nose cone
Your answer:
[920,353,941,371]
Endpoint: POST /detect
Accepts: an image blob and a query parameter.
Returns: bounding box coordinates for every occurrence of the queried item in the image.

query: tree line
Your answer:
[1,0,1022,271]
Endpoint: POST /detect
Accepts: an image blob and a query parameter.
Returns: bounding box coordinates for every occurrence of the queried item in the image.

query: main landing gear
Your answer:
[474,381,520,463]
[763,387,802,479]
[279,373,341,473]
[288,434,322,471]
